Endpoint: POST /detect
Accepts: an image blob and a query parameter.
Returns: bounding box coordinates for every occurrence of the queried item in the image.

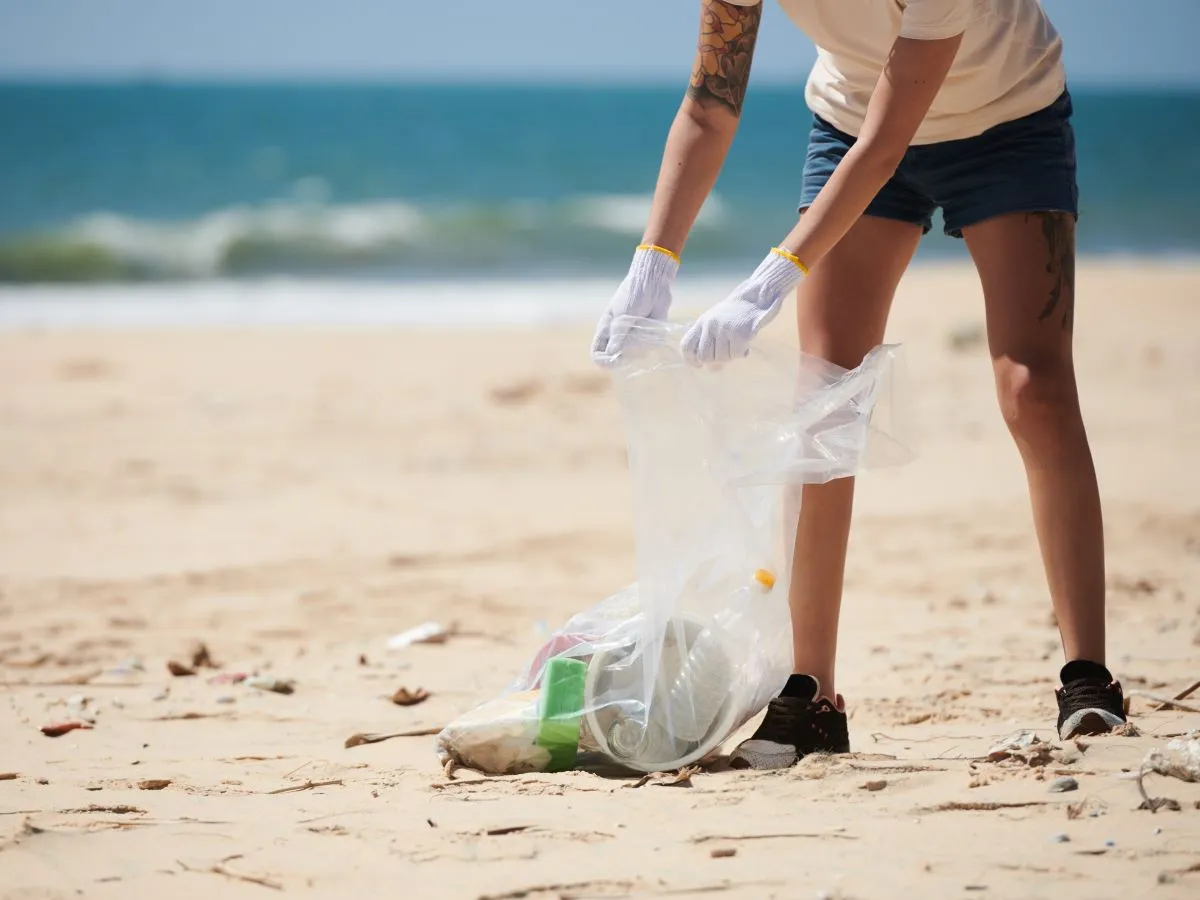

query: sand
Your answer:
[1,262,1198,898]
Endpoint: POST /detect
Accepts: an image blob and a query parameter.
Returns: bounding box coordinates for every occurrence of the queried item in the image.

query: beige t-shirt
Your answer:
[725,0,1065,144]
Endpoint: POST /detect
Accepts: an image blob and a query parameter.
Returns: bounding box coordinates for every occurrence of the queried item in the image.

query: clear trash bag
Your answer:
[436,318,910,774]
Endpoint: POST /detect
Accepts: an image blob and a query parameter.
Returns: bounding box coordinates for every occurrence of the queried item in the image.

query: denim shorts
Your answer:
[799,91,1079,237]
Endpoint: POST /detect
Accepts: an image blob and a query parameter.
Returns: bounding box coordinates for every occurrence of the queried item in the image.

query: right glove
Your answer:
[591,244,680,366]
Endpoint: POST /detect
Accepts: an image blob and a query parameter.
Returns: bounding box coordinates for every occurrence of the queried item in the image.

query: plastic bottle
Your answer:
[662,622,733,741]
[661,569,772,743]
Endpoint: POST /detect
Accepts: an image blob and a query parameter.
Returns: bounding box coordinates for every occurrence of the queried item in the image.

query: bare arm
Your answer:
[777,34,963,268]
[640,0,763,256]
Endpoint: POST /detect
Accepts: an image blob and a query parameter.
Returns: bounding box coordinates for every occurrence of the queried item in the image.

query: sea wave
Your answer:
[0,194,728,283]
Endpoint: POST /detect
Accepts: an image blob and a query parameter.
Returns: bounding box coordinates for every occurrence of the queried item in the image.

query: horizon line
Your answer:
[2,72,1199,90]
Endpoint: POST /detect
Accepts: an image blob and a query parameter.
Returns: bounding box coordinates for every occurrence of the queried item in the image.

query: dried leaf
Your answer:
[484,825,532,836]
[138,779,171,791]
[344,727,442,748]
[190,643,217,669]
[41,721,93,737]
[167,661,195,677]
[389,687,430,707]
[245,676,295,695]
[710,848,737,858]
[0,772,17,781]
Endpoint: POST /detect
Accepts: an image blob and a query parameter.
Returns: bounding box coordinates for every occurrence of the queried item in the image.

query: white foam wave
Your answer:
[566,193,726,235]
[65,201,427,276]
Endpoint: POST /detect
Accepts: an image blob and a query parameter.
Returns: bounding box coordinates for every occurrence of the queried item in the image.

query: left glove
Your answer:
[681,249,807,366]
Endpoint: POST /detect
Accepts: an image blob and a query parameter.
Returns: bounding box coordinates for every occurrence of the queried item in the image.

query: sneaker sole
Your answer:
[1059,708,1125,740]
[729,739,798,771]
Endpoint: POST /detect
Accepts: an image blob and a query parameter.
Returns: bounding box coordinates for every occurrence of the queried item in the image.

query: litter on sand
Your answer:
[245,676,295,695]
[1136,734,1200,812]
[386,622,452,650]
[437,321,906,776]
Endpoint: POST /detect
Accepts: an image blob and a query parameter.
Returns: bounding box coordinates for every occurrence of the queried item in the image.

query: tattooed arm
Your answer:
[640,0,763,256]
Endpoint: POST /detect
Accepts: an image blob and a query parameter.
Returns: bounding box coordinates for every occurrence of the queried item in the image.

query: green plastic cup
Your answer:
[536,656,587,771]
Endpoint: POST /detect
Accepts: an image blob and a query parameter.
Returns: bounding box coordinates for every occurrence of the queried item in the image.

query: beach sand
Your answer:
[1,262,1198,898]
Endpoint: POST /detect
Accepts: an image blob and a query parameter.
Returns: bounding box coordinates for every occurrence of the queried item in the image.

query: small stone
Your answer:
[861,779,887,792]
[215,695,236,704]
[1105,839,1115,848]
[1052,833,1070,843]
[1049,776,1079,793]
[710,847,736,859]
[1154,827,1162,835]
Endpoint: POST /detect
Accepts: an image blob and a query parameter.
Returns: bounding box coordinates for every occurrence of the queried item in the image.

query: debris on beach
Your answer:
[624,766,701,789]
[41,721,93,737]
[207,672,247,685]
[167,660,196,677]
[1049,776,1079,793]
[138,779,171,790]
[344,727,443,748]
[386,622,452,650]
[189,642,218,669]
[986,730,1056,766]
[245,675,295,695]
[1134,735,1199,813]
[389,687,430,706]
[987,730,1039,761]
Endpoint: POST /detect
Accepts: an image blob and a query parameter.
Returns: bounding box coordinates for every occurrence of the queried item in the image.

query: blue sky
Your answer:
[1,0,1197,85]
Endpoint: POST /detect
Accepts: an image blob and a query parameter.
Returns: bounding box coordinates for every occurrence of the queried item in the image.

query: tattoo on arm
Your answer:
[688,0,763,117]
[1028,212,1076,332]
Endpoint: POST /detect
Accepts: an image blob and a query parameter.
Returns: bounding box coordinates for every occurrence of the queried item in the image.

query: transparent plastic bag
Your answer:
[437,318,908,774]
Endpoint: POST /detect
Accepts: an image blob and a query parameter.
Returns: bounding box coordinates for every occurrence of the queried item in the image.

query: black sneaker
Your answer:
[729,675,849,770]
[1056,660,1126,740]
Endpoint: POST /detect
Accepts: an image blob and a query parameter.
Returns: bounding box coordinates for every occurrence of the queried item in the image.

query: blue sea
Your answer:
[2,83,1199,284]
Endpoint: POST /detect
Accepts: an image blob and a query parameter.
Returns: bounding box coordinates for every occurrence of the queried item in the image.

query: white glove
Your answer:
[591,245,679,365]
[681,249,807,366]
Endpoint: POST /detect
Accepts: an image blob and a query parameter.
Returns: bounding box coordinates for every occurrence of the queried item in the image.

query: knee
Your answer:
[993,356,1080,440]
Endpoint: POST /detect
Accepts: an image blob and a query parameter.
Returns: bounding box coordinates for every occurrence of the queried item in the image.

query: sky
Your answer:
[0,0,1197,85]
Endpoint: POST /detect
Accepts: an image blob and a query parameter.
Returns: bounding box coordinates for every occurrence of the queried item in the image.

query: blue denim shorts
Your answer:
[799,91,1078,237]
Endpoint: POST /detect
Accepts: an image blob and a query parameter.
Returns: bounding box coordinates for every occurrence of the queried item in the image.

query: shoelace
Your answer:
[1059,679,1118,711]
[753,698,812,745]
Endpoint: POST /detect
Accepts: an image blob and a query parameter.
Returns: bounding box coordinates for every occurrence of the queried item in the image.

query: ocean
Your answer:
[2,82,1199,285]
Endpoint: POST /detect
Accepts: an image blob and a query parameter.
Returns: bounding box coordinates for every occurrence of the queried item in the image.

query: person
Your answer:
[591,0,1126,770]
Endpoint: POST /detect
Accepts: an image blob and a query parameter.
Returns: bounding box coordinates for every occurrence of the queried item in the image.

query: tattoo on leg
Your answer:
[688,0,763,117]
[1027,212,1076,332]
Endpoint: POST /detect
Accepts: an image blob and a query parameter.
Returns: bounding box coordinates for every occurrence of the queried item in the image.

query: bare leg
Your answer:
[962,212,1106,664]
[790,215,923,698]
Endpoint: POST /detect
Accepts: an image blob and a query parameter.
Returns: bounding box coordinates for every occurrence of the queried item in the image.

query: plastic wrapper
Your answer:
[437,318,908,774]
